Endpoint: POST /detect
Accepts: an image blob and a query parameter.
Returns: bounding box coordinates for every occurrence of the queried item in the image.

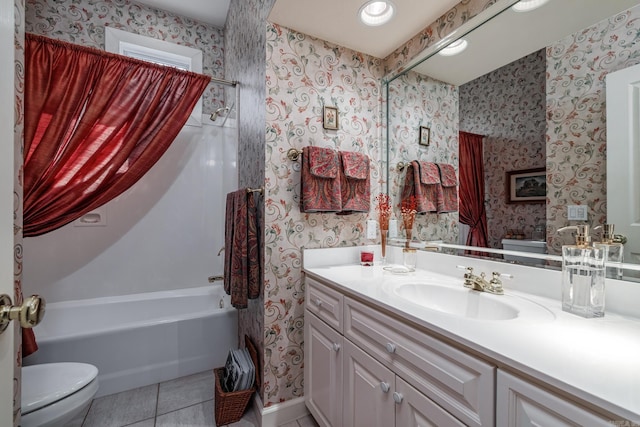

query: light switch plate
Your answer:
[567,205,588,221]
[366,220,377,239]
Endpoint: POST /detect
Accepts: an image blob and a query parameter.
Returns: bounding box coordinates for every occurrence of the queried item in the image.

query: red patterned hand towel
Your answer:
[338,151,370,214]
[401,161,439,213]
[301,146,342,212]
[436,163,458,213]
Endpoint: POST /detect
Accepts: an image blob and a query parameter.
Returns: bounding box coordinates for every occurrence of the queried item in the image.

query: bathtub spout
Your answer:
[208,275,224,283]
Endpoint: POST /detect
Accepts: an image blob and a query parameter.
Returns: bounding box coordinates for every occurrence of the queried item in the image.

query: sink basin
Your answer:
[394,284,520,320]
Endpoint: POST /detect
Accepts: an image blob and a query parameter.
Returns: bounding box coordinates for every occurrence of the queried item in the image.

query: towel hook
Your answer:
[396,162,408,171]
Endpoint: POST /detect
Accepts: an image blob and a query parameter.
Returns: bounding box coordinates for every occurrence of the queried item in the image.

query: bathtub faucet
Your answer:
[208,275,224,283]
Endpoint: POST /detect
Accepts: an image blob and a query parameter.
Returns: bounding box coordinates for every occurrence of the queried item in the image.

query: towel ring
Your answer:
[396,162,408,172]
[287,148,303,161]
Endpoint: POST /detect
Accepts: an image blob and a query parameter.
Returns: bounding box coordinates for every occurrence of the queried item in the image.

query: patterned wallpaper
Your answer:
[264,23,383,406]
[14,0,25,423]
[546,5,640,255]
[387,71,459,243]
[460,49,546,249]
[24,0,226,114]
[223,0,275,402]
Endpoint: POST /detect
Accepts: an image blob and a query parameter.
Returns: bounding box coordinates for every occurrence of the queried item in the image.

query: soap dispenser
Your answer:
[593,224,624,280]
[557,225,607,318]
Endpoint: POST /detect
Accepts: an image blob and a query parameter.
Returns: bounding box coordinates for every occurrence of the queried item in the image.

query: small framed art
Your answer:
[506,168,546,203]
[419,126,430,147]
[323,106,338,130]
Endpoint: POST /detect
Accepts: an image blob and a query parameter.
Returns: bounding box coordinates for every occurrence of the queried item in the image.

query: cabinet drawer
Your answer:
[305,277,343,332]
[344,297,495,427]
[496,370,612,426]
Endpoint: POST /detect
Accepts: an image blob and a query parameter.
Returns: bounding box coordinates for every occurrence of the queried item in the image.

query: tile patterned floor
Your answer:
[68,370,319,427]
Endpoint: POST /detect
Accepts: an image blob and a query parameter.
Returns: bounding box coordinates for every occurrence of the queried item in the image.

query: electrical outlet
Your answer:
[366,220,377,239]
[567,205,588,221]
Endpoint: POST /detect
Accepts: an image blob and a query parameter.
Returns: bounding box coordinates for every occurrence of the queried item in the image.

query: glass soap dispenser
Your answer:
[557,225,608,318]
[593,224,624,280]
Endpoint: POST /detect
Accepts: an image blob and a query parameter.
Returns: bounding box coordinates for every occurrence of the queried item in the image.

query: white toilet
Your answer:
[21,362,99,427]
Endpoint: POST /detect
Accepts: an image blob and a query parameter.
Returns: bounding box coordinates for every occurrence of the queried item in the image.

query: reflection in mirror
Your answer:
[386,0,640,278]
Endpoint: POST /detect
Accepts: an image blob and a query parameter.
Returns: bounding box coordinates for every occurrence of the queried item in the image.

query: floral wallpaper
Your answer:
[14,0,25,423]
[264,23,383,406]
[387,71,459,243]
[24,0,226,114]
[546,4,640,255]
[223,0,275,401]
[459,49,546,249]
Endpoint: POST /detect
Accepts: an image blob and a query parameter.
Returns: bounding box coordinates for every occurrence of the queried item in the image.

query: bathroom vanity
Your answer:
[302,246,640,426]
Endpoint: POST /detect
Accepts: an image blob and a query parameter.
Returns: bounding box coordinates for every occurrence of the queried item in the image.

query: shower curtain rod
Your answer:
[210,77,238,87]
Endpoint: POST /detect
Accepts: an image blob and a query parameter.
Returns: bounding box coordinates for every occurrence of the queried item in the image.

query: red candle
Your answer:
[360,250,374,266]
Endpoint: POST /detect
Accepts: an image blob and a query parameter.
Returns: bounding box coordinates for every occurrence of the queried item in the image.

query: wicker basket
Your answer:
[214,336,258,425]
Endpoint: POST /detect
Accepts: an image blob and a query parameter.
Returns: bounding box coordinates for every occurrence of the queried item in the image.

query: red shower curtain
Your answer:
[22,34,210,356]
[459,131,489,248]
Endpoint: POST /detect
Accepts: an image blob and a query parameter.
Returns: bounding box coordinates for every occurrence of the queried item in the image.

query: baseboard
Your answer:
[252,394,309,427]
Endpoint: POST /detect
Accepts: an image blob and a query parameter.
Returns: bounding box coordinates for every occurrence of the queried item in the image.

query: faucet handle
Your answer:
[457,265,474,288]
[486,271,512,295]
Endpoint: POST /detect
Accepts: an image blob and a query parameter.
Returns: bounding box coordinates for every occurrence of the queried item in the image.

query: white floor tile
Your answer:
[156,400,215,426]
[157,370,215,415]
[82,384,158,427]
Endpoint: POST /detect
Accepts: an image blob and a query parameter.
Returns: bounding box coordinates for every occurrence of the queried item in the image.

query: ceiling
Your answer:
[268,0,461,59]
[133,0,462,59]
[134,0,231,29]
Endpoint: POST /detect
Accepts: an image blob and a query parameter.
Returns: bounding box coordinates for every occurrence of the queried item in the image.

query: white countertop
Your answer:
[302,246,640,422]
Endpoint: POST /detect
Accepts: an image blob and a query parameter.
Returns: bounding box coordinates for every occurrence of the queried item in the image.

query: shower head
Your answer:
[209,106,230,121]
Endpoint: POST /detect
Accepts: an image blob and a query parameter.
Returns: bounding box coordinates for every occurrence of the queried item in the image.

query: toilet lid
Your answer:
[22,362,98,415]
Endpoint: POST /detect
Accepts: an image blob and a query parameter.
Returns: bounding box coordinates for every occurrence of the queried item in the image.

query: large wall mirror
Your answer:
[385,0,640,278]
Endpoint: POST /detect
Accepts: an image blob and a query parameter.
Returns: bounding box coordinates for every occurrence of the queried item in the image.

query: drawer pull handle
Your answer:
[393,392,403,404]
[380,382,390,393]
[314,298,322,307]
[332,342,341,352]
[385,343,396,353]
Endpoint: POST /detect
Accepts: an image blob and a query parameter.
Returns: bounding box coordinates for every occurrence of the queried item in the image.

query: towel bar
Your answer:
[246,187,263,195]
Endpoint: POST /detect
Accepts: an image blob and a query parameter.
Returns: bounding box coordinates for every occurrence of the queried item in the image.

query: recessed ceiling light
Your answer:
[438,39,468,57]
[359,1,395,26]
[511,0,550,12]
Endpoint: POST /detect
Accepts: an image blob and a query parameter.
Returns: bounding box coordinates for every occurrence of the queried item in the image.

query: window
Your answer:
[105,27,204,126]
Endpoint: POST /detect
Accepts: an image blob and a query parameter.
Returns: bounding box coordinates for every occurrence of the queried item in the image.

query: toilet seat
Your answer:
[22,362,99,427]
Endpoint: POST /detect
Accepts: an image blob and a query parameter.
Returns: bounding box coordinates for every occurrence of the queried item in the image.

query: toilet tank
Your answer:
[501,239,547,264]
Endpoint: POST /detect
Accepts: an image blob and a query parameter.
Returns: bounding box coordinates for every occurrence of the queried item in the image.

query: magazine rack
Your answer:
[214,335,259,425]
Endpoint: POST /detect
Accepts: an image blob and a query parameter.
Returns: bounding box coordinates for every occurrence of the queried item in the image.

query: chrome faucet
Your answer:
[458,266,511,295]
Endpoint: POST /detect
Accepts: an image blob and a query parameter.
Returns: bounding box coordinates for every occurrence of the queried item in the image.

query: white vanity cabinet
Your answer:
[496,370,612,426]
[304,276,494,427]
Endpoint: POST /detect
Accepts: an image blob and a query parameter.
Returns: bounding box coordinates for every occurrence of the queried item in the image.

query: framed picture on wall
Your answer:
[323,106,338,130]
[419,126,430,146]
[506,168,546,203]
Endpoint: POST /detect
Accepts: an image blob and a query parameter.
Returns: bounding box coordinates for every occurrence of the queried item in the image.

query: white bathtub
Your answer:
[24,285,238,397]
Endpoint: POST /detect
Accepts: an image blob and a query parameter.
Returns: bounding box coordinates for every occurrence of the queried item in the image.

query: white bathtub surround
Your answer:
[23,286,238,398]
[22,115,238,303]
[302,246,640,422]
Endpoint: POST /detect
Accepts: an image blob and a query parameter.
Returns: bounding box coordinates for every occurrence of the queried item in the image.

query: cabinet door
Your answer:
[497,370,612,427]
[343,339,395,427]
[395,377,465,427]
[305,312,343,427]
